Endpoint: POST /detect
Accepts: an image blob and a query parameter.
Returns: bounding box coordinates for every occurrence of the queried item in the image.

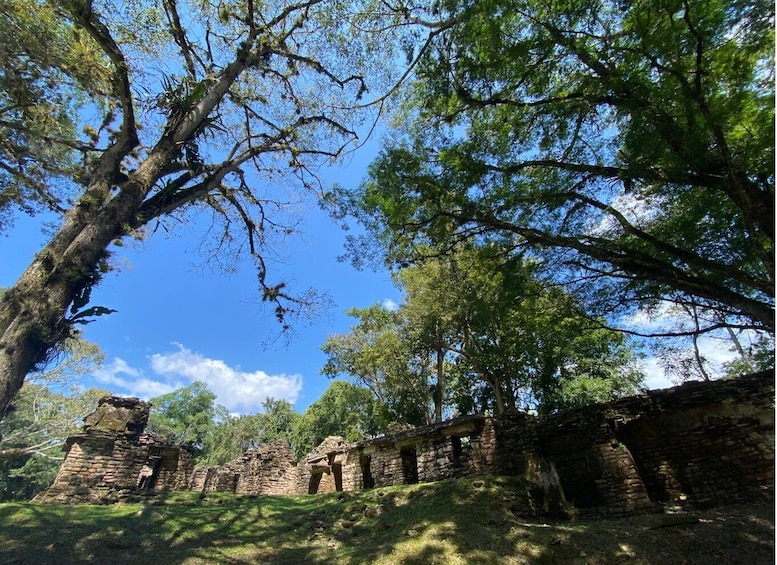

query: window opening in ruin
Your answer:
[400,447,419,484]
[308,472,323,494]
[453,435,472,460]
[360,455,374,489]
[137,456,162,490]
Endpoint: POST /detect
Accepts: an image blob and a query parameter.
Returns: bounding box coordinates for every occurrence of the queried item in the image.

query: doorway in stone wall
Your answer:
[360,455,375,489]
[308,472,323,494]
[400,447,419,484]
[137,456,162,490]
[332,462,343,491]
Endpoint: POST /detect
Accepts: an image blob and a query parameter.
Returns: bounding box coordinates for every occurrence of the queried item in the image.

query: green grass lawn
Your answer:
[0,477,772,564]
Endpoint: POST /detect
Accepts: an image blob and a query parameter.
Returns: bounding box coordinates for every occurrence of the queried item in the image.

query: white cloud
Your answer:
[150,343,302,413]
[91,344,302,414]
[643,357,673,390]
[382,298,399,311]
[93,357,182,399]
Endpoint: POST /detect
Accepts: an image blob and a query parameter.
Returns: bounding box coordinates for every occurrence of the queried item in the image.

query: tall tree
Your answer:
[339,0,774,338]
[321,304,434,425]
[291,380,387,457]
[0,0,447,421]
[147,381,227,460]
[399,246,645,414]
[397,257,460,422]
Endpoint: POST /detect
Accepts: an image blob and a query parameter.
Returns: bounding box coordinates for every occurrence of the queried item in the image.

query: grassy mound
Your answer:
[0,477,772,564]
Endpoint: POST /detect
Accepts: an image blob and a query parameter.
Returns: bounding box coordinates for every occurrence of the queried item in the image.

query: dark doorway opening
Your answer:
[400,447,418,484]
[308,472,323,494]
[360,455,374,489]
[333,463,343,492]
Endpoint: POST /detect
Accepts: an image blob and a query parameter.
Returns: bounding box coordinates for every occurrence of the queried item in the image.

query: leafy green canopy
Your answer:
[0,0,111,227]
[147,381,227,460]
[291,380,389,457]
[321,304,437,425]
[322,246,644,416]
[201,398,300,465]
[341,0,774,335]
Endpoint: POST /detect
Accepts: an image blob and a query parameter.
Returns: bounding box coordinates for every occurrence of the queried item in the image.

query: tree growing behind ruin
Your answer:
[322,245,645,416]
[200,398,300,465]
[336,0,774,343]
[0,0,451,421]
[291,380,389,457]
[321,304,437,425]
[147,381,227,460]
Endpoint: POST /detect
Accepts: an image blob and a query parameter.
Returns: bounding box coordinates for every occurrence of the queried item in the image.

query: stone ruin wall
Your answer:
[36,396,193,504]
[38,371,774,515]
[191,439,302,496]
[489,370,774,513]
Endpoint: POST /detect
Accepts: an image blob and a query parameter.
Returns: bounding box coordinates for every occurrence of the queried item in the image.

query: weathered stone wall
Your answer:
[301,436,350,494]
[348,371,774,514]
[232,440,300,496]
[40,372,774,516]
[191,440,301,496]
[36,396,193,504]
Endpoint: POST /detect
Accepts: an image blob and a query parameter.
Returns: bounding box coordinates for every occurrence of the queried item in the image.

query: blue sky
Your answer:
[2,138,739,415]
[1,142,404,415]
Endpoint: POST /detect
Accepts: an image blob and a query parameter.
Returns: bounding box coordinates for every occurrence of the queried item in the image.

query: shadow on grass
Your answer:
[0,480,773,564]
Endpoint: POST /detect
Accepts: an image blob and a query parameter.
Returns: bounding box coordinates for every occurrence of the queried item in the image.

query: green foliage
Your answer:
[0,455,59,502]
[342,0,774,334]
[722,334,775,378]
[402,246,645,414]
[201,398,300,465]
[0,335,106,501]
[147,382,227,461]
[321,305,435,426]
[291,381,389,457]
[323,245,644,416]
[0,0,111,227]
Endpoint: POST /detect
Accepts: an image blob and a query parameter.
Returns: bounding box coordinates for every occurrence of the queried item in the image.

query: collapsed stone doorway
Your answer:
[308,454,344,494]
[137,456,162,490]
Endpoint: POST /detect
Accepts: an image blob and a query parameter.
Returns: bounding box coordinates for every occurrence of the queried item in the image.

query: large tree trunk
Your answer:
[0,134,185,421]
[0,30,252,421]
[0,209,127,419]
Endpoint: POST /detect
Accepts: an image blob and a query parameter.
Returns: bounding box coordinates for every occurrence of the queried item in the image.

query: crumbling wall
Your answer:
[191,440,301,496]
[301,436,350,494]
[529,372,774,513]
[36,396,193,504]
[41,372,774,516]
[344,371,774,515]
[233,440,300,496]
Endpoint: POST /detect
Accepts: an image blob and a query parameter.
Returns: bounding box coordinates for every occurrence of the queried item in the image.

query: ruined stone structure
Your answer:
[191,439,301,496]
[39,371,774,515]
[35,396,194,504]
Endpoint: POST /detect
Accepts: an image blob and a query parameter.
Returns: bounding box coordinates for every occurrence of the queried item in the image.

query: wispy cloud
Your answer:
[382,298,400,311]
[91,343,302,414]
[93,358,183,399]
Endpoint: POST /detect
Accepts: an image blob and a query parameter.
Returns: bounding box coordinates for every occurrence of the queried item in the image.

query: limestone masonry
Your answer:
[37,371,774,515]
